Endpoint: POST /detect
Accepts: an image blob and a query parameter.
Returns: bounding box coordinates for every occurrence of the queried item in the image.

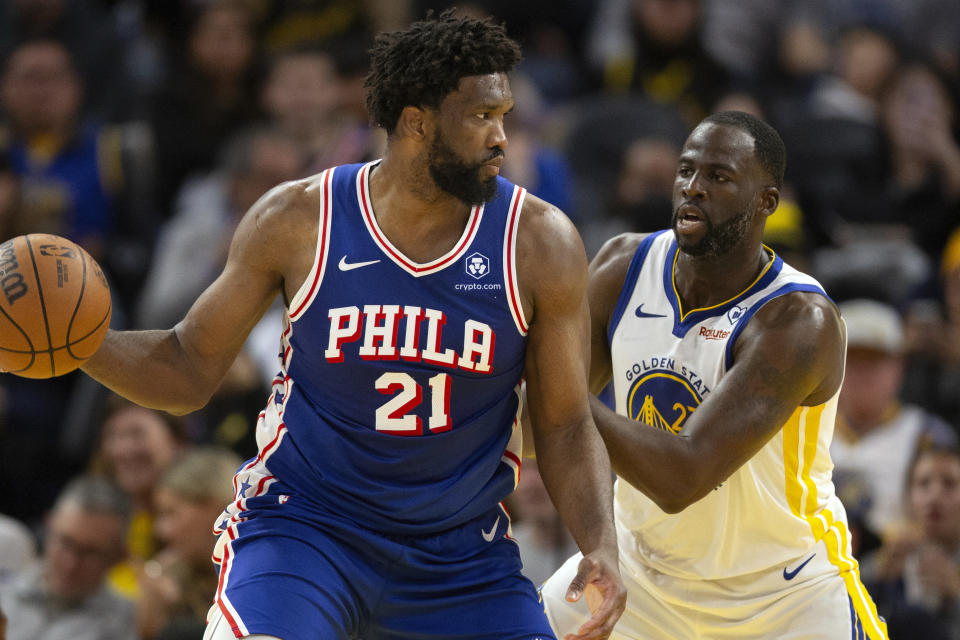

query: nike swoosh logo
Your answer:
[481,515,500,542]
[338,256,380,271]
[782,553,816,580]
[635,304,667,319]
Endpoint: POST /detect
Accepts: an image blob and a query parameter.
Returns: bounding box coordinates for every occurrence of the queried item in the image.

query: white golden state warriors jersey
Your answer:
[609,230,858,583]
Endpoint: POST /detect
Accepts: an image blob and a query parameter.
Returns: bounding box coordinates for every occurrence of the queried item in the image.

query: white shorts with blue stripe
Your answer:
[542,537,887,639]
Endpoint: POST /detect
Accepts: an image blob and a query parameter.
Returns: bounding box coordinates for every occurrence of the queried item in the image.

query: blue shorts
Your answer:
[212,492,556,640]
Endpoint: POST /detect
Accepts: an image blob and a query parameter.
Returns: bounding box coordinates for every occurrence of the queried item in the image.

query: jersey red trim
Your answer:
[357,162,483,276]
[289,168,333,320]
[504,187,528,334]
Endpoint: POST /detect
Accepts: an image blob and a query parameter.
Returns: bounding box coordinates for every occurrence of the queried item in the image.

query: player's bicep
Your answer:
[684,293,843,481]
[522,228,592,439]
[525,289,591,430]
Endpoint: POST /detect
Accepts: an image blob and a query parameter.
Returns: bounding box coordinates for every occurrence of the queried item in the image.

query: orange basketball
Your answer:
[0,234,111,378]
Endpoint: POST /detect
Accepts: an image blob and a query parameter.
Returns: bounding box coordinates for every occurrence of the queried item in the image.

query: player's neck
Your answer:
[367,156,474,263]
[674,243,770,311]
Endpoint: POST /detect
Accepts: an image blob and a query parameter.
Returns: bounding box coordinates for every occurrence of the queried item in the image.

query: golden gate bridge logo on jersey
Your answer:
[626,370,702,434]
[465,252,489,279]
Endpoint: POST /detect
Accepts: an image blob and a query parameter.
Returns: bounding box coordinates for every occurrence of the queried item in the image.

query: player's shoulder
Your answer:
[750,287,841,335]
[516,192,579,248]
[229,174,326,272]
[236,174,326,240]
[588,232,658,292]
[737,289,845,402]
[515,192,586,273]
[512,193,589,319]
[592,232,653,271]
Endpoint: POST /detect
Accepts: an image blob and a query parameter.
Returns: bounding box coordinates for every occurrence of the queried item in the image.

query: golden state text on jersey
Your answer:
[624,363,707,435]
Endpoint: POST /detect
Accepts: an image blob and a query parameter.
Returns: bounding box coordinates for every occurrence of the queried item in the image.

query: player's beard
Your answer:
[427,130,501,205]
[672,200,754,258]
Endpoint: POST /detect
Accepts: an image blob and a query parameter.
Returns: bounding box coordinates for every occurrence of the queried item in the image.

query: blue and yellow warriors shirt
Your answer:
[214,161,528,538]
[608,230,886,636]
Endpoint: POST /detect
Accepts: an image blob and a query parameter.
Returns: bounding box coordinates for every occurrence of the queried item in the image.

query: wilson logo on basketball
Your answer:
[0,240,27,305]
[698,326,730,341]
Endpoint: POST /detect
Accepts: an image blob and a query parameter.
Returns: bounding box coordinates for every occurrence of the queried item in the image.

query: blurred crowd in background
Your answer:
[1,0,960,638]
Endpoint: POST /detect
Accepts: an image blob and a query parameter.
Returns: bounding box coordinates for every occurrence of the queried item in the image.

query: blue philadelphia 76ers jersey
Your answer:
[218,161,529,536]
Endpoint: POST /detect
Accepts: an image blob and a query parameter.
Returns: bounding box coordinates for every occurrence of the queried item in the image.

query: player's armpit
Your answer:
[585,233,649,395]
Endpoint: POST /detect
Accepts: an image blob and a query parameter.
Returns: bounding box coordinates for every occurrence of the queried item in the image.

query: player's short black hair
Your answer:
[364,9,521,134]
[703,111,786,189]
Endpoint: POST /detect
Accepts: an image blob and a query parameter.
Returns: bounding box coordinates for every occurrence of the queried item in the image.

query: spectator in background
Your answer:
[0,476,135,640]
[584,0,731,127]
[328,35,381,134]
[148,0,262,214]
[0,513,36,583]
[865,443,960,640]
[903,229,960,428]
[605,136,678,234]
[876,60,960,262]
[0,39,96,242]
[136,126,305,330]
[137,447,242,640]
[701,0,832,89]
[0,0,134,122]
[904,0,960,78]
[774,23,900,243]
[259,47,378,176]
[825,24,900,123]
[831,299,956,547]
[792,57,960,306]
[0,38,157,314]
[89,396,187,601]
[0,42,153,531]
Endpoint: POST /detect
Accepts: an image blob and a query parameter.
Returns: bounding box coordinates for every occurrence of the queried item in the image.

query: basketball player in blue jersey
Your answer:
[79,10,625,640]
[540,111,890,639]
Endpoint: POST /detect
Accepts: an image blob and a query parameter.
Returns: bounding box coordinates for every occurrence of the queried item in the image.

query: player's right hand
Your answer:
[562,548,626,640]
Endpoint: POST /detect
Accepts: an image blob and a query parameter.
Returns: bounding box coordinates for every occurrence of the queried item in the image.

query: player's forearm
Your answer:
[534,419,618,555]
[589,395,706,513]
[82,328,217,414]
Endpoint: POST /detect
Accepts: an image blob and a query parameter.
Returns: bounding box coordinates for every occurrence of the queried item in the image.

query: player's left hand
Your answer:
[562,548,626,640]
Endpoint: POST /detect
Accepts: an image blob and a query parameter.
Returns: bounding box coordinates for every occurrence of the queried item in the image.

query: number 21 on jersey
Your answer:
[375,372,451,435]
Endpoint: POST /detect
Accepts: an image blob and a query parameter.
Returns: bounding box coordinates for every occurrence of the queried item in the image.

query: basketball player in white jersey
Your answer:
[541,111,889,639]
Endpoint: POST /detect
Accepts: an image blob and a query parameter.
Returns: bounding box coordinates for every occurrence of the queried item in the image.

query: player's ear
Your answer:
[396,106,430,141]
[758,186,780,219]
